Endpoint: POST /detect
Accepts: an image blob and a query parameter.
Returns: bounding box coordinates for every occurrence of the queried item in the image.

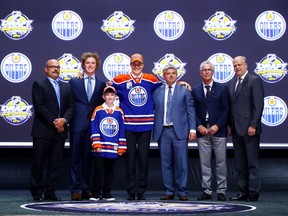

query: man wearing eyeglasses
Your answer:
[30,59,73,201]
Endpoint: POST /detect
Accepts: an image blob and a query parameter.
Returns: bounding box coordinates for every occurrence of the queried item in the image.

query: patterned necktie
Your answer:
[165,85,172,124]
[205,85,210,98]
[53,80,61,114]
[87,76,92,101]
[235,77,242,95]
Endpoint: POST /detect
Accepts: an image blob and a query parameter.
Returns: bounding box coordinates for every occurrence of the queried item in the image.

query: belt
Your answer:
[163,125,174,128]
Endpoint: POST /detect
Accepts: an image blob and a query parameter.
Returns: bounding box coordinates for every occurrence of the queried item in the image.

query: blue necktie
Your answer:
[87,77,92,101]
[53,80,61,114]
[165,85,172,124]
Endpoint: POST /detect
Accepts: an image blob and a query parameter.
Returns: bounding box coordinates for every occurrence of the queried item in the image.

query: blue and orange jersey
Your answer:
[90,103,126,158]
[110,72,162,132]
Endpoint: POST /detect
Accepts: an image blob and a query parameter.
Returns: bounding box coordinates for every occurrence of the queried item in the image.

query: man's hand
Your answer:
[178,81,192,91]
[189,132,196,141]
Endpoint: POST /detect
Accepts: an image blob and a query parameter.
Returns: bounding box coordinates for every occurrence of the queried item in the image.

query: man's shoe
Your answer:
[44,195,62,201]
[33,196,44,201]
[197,192,212,200]
[179,196,189,201]
[127,193,135,200]
[217,193,226,201]
[160,194,174,200]
[71,192,81,201]
[81,192,92,200]
[90,196,101,201]
[248,192,259,202]
[102,194,115,201]
[229,194,248,201]
[137,193,145,200]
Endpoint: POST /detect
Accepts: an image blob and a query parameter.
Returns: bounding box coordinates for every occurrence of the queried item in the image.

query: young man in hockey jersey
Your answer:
[90,86,127,201]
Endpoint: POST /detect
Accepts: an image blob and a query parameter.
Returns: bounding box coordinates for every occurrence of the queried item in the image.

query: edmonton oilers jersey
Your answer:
[111,73,162,132]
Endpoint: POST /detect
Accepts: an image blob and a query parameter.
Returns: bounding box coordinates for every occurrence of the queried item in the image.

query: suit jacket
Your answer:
[228,73,264,136]
[153,83,196,141]
[31,78,73,139]
[69,76,106,133]
[192,81,229,137]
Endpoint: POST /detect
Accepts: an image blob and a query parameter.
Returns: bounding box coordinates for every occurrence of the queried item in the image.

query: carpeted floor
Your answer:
[0,190,287,215]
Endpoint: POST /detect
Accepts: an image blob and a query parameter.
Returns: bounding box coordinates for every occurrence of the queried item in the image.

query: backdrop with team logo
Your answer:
[0,0,287,147]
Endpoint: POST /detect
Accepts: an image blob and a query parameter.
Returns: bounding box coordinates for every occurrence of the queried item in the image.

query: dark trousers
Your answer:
[30,136,65,198]
[232,132,261,194]
[125,130,151,195]
[91,156,116,197]
[69,130,92,193]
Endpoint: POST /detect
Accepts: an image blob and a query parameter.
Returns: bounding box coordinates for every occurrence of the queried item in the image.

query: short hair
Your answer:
[81,52,101,70]
[162,64,177,74]
[199,61,214,71]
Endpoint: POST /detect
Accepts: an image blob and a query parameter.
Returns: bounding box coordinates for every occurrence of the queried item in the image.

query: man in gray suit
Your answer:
[228,56,264,202]
[153,64,196,201]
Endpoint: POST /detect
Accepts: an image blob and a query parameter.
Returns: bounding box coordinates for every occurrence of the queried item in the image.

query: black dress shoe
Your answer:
[137,193,145,200]
[229,194,248,201]
[33,196,44,201]
[44,195,62,201]
[248,192,259,201]
[217,193,226,201]
[127,193,135,200]
[197,192,212,200]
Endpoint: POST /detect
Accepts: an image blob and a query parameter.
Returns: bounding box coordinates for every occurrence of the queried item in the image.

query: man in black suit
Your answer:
[69,52,106,201]
[192,61,229,201]
[228,56,264,202]
[30,59,73,201]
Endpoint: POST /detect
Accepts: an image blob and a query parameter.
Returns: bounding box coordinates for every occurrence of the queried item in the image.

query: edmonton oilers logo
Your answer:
[57,53,82,82]
[154,10,185,41]
[51,10,83,41]
[100,117,119,137]
[101,11,135,40]
[255,10,286,41]
[0,96,33,126]
[262,96,287,127]
[103,53,130,80]
[203,11,237,41]
[152,53,186,82]
[207,53,234,83]
[128,86,147,107]
[1,52,32,83]
[254,54,287,83]
[0,11,33,40]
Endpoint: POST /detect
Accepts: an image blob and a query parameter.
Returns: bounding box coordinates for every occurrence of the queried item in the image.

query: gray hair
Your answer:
[199,61,214,71]
[162,64,177,73]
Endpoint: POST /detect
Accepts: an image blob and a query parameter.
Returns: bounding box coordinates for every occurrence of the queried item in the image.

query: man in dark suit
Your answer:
[192,61,229,201]
[69,52,106,201]
[30,59,73,201]
[153,64,196,201]
[228,56,264,202]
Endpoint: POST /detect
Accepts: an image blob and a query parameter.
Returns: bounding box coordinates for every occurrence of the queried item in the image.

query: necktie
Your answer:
[205,85,210,98]
[87,76,92,101]
[165,85,172,124]
[235,77,242,95]
[53,80,61,113]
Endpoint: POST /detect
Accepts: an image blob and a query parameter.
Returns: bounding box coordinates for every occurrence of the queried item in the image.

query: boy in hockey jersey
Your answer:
[90,86,127,201]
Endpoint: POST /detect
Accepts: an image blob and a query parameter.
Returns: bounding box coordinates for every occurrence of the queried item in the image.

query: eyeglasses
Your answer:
[46,65,60,69]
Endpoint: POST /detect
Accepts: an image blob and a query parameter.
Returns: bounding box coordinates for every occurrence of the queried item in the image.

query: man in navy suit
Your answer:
[228,56,264,202]
[30,59,73,201]
[69,52,106,201]
[153,64,196,201]
[191,61,229,201]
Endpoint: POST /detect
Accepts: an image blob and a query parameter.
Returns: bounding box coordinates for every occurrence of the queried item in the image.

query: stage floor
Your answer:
[0,190,287,215]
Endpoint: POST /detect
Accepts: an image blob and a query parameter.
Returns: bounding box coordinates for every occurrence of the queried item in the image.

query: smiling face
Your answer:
[83,57,97,76]
[200,63,214,84]
[45,59,60,80]
[130,60,144,77]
